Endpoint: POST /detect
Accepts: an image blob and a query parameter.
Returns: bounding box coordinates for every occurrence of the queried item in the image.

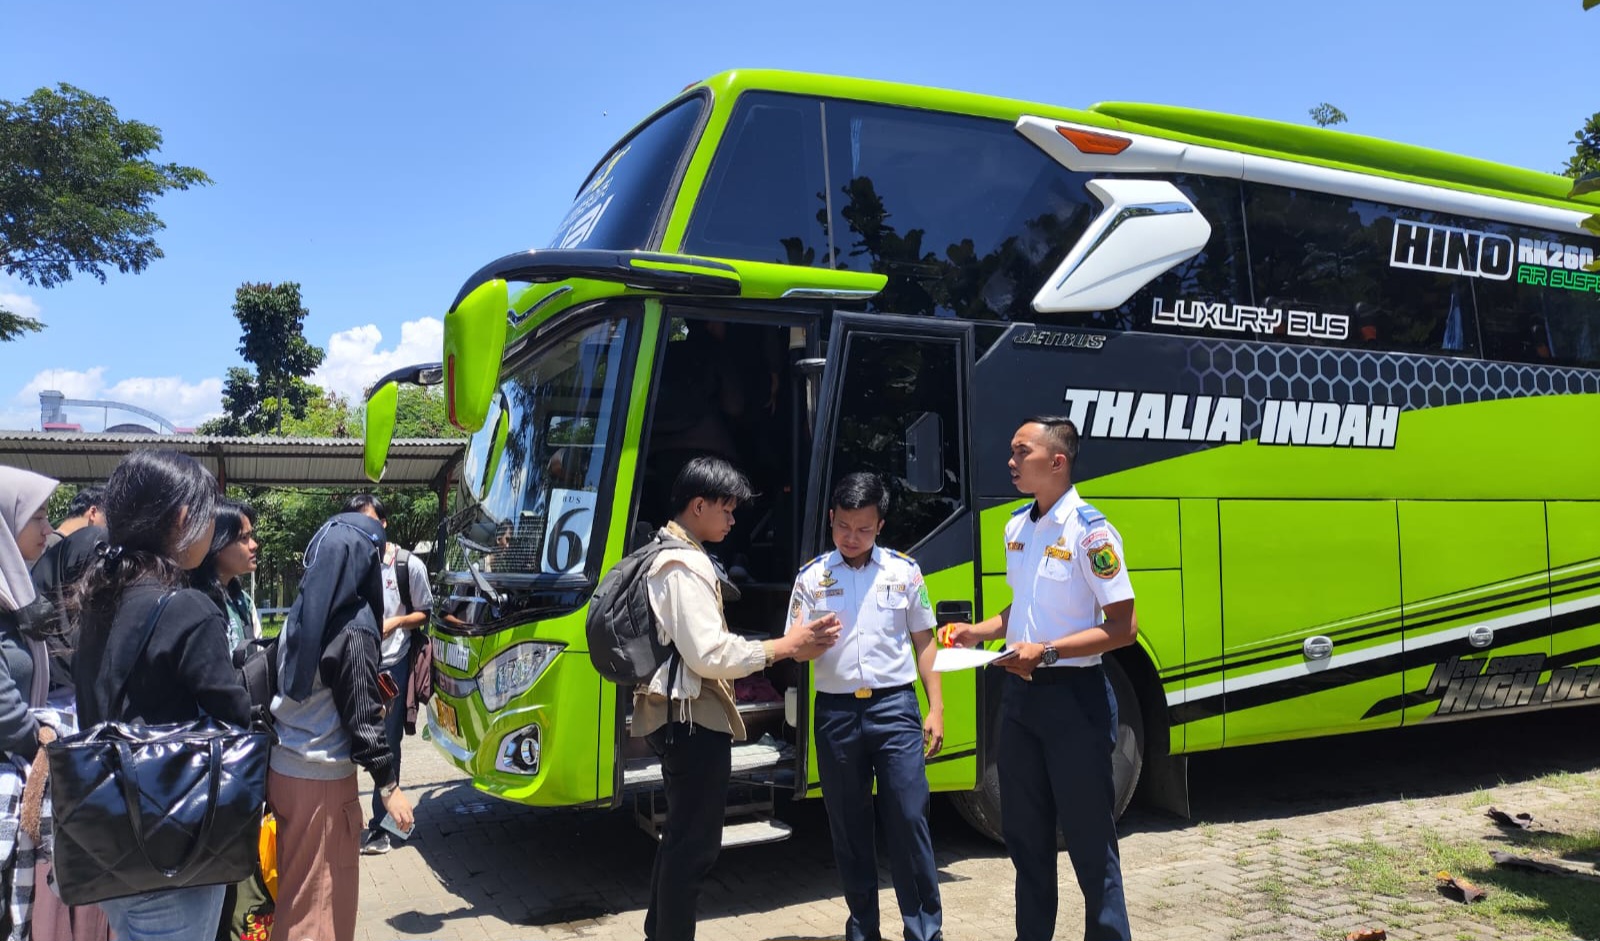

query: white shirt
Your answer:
[1004,487,1135,667]
[790,546,937,695]
[380,545,433,668]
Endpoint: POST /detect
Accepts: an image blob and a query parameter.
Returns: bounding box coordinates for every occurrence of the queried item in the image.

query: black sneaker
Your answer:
[360,830,391,856]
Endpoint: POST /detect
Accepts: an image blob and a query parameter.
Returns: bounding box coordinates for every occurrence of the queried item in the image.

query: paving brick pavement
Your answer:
[352,709,1600,941]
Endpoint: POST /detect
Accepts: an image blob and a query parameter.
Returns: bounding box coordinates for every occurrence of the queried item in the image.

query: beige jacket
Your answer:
[631,522,774,739]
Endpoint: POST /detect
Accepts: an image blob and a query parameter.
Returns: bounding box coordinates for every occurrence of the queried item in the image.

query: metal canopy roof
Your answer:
[0,432,464,488]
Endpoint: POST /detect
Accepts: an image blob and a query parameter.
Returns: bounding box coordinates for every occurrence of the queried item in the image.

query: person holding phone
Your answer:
[943,417,1138,941]
[343,494,432,856]
[788,472,944,941]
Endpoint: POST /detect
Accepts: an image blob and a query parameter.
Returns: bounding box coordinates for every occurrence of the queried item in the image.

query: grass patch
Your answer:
[1329,827,1600,941]
[1257,872,1291,914]
[1258,827,1285,843]
[1330,836,1410,897]
[1464,787,1494,809]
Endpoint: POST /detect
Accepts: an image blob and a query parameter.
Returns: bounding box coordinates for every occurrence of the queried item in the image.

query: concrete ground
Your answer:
[352,707,1600,941]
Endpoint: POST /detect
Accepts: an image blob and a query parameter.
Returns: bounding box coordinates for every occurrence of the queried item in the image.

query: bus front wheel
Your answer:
[950,656,1145,844]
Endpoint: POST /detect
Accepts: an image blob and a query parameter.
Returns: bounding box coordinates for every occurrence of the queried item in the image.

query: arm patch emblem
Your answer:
[1089,543,1121,579]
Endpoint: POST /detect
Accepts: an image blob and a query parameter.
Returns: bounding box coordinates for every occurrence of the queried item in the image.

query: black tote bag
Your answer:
[46,592,271,905]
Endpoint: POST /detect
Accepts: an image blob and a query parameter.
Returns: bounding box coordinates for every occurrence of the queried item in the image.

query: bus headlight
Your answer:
[477,642,562,711]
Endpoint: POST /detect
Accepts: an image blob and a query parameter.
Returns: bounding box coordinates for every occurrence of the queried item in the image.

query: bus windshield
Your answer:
[547,95,705,252]
[445,316,632,578]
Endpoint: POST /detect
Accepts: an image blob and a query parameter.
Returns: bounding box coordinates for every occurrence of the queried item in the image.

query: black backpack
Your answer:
[585,532,693,685]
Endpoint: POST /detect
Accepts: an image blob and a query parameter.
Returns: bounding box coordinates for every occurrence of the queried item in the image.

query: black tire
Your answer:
[950,656,1146,845]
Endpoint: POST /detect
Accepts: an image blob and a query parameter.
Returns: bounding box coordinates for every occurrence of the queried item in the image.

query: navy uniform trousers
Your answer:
[999,667,1131,941]
[814,686,943,941]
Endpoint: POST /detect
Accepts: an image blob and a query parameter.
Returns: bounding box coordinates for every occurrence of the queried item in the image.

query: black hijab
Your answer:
[279,512,386,700]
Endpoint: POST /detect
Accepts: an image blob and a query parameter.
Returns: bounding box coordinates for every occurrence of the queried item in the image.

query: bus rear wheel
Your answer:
[950,656,1145,844]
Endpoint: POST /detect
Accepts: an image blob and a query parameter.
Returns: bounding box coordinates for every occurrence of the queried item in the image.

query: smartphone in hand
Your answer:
[379,812,414,842]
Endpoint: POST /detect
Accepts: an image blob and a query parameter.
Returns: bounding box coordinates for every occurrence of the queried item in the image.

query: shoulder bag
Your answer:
[46,591,271,905]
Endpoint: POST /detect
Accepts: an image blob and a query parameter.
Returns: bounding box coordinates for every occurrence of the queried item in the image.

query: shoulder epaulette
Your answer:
[1076,504,1107,527]
[798,553,828,575]
[1010,503,1032,517]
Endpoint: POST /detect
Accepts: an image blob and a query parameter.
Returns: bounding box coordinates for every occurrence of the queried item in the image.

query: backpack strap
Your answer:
[393,547,414,613]
[110,589,178,720]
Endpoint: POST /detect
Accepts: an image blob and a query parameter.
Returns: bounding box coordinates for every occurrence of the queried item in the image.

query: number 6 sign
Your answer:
[543,489,597,574]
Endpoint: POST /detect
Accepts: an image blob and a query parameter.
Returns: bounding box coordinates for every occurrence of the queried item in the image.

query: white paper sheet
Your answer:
[932,647,1017,673]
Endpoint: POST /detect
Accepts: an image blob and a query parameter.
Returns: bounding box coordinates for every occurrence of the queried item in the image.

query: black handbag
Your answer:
[46,591,272,905]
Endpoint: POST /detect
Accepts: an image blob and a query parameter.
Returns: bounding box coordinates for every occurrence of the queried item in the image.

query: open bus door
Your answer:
[794,312,982,801]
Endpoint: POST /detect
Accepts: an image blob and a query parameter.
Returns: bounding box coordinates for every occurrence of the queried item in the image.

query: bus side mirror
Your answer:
[445,279,510,433]
[363,380,400,483]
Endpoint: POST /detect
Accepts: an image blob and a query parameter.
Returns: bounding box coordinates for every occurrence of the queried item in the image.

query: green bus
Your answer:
[362,69,1600,844]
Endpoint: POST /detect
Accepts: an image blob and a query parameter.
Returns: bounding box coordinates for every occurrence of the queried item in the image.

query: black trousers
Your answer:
[814,687,943,941]
[998,668,1131,941]
[644,722,732,941]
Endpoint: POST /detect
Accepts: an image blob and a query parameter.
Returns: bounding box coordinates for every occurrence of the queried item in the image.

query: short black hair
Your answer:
[670,456,754,515]
[67,485,106,519]
[342,492,387,521]
[1023,415,1081,465]
[830,472,889,518]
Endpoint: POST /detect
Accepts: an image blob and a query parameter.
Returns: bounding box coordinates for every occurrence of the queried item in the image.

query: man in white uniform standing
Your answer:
[945,417,1138,941]
[791,472,944,941]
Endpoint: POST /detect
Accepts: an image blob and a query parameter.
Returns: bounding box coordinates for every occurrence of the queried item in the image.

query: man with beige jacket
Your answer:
[633,456,839,941]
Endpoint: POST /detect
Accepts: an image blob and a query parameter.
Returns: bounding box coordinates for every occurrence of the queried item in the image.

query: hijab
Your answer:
[0,467,59,708]
[278,512,386,700]
[0,467,56,613]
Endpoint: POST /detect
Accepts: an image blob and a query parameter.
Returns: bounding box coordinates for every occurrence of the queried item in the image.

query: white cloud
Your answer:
[312,317,443,401]
[4,367,223,432]
[0,292,40,322]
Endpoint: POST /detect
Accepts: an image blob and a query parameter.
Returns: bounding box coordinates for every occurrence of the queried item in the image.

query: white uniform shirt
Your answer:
[380,546,433,668]
[1004,487,1135,668]
[789,546,938,695]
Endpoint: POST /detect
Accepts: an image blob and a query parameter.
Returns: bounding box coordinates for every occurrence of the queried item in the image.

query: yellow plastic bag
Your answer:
[258,812,277,901]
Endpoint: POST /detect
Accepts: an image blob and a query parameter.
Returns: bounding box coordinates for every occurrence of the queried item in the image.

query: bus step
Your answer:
[622,738,783,789]
[720,814,793,848]
[633,796,793,849]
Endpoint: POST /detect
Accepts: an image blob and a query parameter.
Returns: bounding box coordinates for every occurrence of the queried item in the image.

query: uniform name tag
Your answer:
[1006,541,1025,552]
[1044,545,1073,561]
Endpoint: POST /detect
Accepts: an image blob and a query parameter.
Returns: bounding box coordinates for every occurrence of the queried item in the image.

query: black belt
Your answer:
[1016,665,1099,685]
[816,682,915,701]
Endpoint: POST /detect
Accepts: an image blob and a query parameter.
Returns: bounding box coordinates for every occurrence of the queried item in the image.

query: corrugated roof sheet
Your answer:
[0,432,464,487]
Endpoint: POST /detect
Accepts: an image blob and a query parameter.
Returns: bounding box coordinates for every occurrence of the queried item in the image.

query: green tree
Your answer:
[204,283,325,435]
[1308,103,1349,128]
[0,83,211,341]
[1563,113,1600,179]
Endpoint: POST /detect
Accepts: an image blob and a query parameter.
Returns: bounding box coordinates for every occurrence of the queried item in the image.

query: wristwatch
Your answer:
[379,781,398,799]
[1039,645,1060,667]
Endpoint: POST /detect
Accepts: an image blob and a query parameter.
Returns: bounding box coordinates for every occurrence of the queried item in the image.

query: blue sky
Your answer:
[1,0,1594,431]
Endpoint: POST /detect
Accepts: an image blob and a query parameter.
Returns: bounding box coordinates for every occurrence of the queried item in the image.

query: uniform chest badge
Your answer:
[1044,545,1073,561]
[1006,541,1025,552]
[819,571,837,588]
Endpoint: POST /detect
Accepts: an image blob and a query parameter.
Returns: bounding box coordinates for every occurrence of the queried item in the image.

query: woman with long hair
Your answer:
[190,500,261,651]
[68,451,250,941]
[0,467,61,941]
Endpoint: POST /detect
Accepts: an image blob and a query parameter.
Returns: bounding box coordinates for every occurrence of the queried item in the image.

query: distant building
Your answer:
[38,390,190,434]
